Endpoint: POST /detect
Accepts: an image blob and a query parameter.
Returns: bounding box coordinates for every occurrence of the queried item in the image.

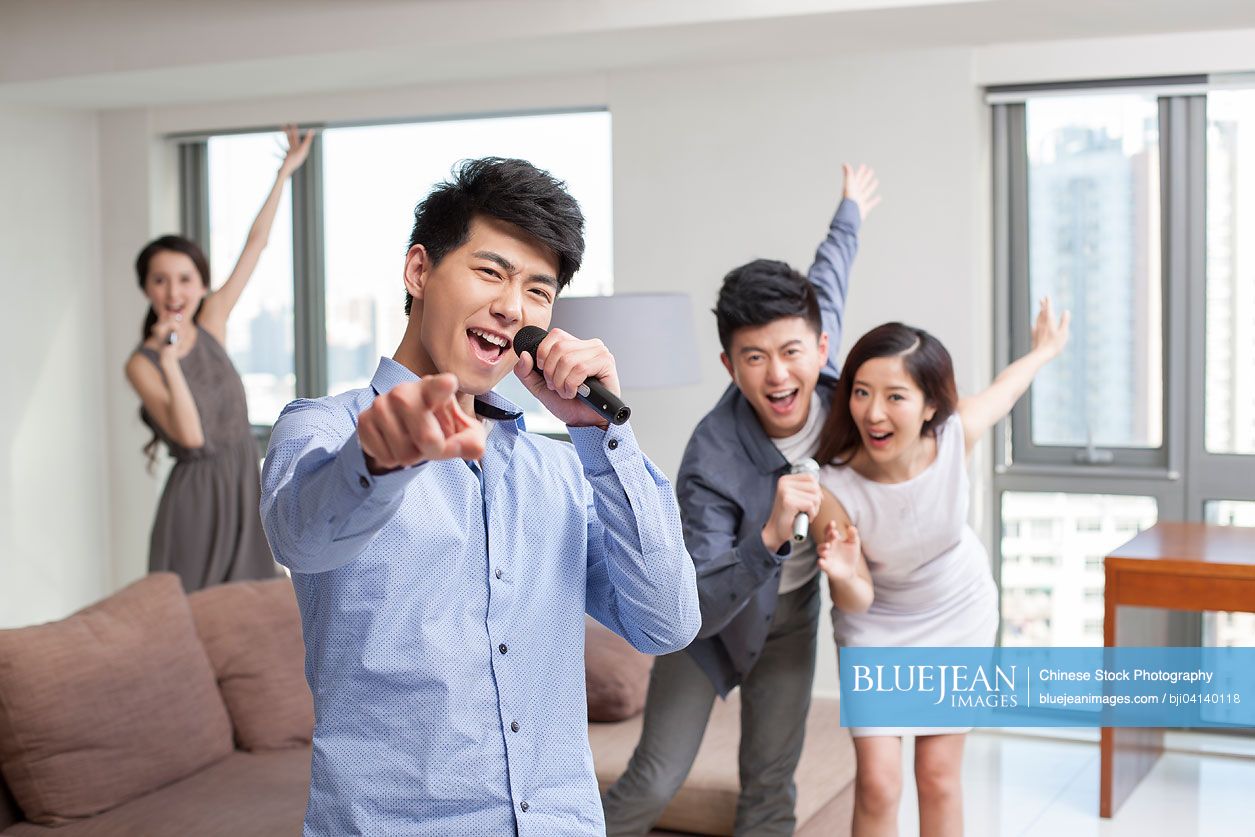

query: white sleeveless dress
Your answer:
[819,413,998,737]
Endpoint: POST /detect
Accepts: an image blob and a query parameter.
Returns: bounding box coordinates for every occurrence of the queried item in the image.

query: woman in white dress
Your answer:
[811,300,1069,837]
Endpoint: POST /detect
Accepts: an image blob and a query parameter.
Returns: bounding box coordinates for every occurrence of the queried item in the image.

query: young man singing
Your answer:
[603,165,880,836]
[261,158,700,836]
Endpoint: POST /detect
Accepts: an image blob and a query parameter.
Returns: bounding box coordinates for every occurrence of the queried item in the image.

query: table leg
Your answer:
[1100,566,1165,818]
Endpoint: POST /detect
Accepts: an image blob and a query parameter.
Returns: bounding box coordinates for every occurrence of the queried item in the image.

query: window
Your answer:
[1024,95,1163,453]
[999,492,1157,647]
[1206,92,1255,456]
[184,110,613,436]
[206,131,296,427]
[992,78,1255,687]
[1029,519,1054,539]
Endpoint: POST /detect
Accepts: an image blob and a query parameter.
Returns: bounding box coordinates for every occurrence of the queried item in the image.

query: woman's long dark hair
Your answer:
[135,235,211,469]
[816,322,958,466]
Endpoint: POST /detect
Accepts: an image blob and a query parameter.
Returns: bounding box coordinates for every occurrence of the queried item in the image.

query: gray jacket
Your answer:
[677,199,860,696]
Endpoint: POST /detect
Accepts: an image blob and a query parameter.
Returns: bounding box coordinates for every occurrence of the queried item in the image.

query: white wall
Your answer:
[0,105,110,627]
[97,108,179,590]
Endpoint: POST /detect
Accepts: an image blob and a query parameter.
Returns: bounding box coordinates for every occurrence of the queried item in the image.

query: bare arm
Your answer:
[959,297,1070,455]
[126,322,205,450]
[198,125,313,343]
[812,487,874,613]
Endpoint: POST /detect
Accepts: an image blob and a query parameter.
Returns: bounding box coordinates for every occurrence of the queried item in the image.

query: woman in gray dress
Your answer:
[812,301,1069,837]
[125,125,312,592]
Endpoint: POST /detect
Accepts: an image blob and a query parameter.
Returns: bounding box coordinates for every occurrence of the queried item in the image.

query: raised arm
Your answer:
[811,487,873,614]
[811,164,880,376]
[198,125,314,342]
[958,297,1070,455]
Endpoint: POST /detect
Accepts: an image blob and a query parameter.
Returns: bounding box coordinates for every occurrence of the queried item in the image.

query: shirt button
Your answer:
[494,568,503,580]
[511,721,520,732]
[520,801,529,812]
[763,558,772,568]
[499,643,508,654]
[765,613,772,623]
[607,438,618,451]
[358,475,369,489]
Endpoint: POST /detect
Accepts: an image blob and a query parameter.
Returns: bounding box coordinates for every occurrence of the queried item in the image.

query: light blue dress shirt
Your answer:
[260,357,700,836]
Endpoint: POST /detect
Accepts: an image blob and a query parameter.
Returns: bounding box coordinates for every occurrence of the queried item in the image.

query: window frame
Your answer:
[991,78,1255,704]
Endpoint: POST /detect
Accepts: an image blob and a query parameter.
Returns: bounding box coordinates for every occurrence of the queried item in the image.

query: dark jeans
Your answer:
[602,575,820,837]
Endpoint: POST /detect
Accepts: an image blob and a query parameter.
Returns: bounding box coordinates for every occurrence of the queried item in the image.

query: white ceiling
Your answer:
[3,0,1254,108]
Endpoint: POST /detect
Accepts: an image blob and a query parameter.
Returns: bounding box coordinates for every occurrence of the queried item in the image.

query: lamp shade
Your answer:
[549,293,701,389]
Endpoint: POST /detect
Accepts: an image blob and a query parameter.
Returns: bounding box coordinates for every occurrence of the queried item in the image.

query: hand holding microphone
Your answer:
[790,458,821,542]
[761,458,822,554]
[145,313,183,354]
[513,326,631,427]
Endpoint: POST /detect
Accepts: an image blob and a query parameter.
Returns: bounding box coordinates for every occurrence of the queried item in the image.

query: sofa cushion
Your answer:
[585,616,653,722]
[590,693,855,835]
[188,578,313,751]
[0,747,311,837]
[0,573,234,826]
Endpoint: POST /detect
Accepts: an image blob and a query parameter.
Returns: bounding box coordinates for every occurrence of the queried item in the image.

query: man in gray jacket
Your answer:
[603,165,880,836]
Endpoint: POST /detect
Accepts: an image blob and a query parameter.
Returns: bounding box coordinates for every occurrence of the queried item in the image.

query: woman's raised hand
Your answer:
[277,124,314,178]
[1030,296,1070,359]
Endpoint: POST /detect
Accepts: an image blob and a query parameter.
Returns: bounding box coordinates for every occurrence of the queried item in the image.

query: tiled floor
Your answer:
[890,731,1255,836]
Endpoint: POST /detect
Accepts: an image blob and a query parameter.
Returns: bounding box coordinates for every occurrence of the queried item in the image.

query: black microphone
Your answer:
[513,325,631,426]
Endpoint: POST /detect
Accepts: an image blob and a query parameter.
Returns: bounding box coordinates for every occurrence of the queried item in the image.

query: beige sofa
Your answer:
[0,575,853,835]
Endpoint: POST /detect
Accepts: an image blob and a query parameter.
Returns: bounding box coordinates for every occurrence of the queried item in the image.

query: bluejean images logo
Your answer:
[850,662,1019,708]
[839,647,1255,728]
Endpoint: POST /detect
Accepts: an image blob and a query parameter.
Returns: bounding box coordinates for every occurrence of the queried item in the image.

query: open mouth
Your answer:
[866,429,894,449]
[765,388,799,415]
[467,327,510,366]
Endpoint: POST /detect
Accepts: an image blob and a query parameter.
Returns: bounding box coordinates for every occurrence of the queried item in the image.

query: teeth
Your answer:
[767,390,797,402]
[470,328,508,348]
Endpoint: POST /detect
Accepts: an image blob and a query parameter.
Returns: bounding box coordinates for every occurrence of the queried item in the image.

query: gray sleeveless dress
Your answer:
[137,327,278,592]
[819,413,998,737]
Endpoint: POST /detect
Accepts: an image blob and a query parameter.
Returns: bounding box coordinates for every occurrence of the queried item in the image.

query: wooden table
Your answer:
[1101,522,1255,818]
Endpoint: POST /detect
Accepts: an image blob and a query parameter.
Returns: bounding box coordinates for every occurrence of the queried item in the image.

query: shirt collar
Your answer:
[368,357,525,424]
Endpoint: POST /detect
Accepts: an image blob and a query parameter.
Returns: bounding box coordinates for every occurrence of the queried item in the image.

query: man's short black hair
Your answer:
[404,157,585,315]
[714,259,822,353]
